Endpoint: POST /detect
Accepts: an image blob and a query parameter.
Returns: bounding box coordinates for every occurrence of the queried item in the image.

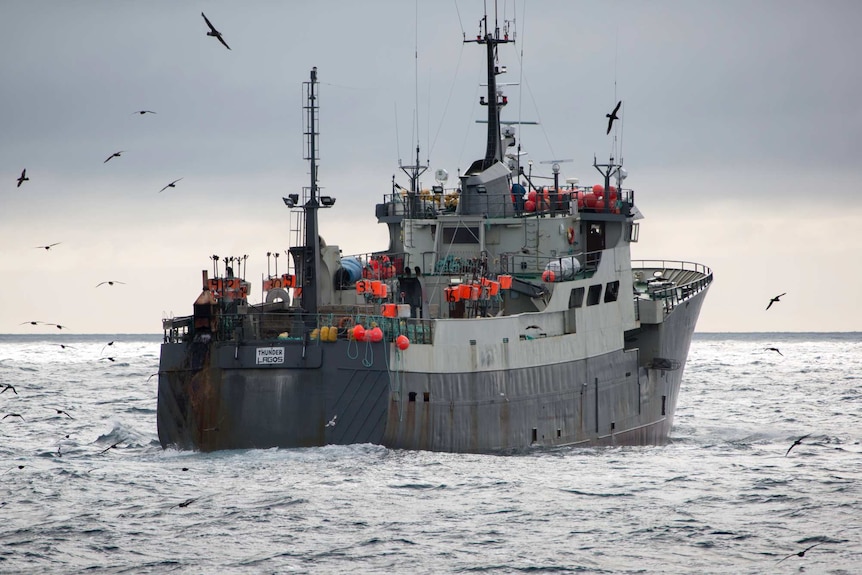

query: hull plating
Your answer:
[157,286,708,453]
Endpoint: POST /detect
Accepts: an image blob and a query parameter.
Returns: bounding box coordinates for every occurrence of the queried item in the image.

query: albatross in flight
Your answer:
[766,293,786,310]
[17,169,29,187]
[159,178,183,193]
[606,100,622,134]
[202,12,231,50]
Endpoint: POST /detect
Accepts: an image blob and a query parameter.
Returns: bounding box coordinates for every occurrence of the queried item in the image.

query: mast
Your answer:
[593,154,624,211]
[301,67,321,320]
[466,13,513,170]
[399,144,428,219]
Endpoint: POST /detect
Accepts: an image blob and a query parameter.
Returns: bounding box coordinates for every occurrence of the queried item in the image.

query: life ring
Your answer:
[566,227,576,244]
[337,316,353,330]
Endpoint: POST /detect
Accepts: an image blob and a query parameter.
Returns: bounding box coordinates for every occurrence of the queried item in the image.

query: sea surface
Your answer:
[0,332,859,574]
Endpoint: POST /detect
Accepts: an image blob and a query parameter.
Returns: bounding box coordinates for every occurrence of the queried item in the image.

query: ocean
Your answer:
[0,332,859,574]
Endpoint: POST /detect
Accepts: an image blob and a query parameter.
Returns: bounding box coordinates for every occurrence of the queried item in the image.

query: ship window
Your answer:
[604,281,620,302]
[442,226,480,244]
[628,222,640,242]
[587,284,602,306]
[423,392,430,402]
[409,392,417,402]
[569,287,585,308]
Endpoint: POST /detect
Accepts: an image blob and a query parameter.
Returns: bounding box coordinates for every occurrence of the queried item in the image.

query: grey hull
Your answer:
[157,287,708,453]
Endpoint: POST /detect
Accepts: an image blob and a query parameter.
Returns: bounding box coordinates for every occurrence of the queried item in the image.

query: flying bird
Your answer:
[606,100,622,135]
[159,178,183,193]
[104,151,124,163]
[100,357,116,362]
[17,169,29,187]
[96,281,126,287]
[98,441,121,455]
[202,12,231,50]
[766,293,786,310]
[171,497,199,509]
[3,414,25,421]
[35,243,61,250]
[785,433,812,456]
[53,344,75,350]
[46,323,66,330]
[1,384,17,395]
[50,408,74,419]
[765,347,783,356]
[776,543,822,564]
[20,321,43,326]
[132,110,156,115]
[101,341,115,355]
[325,415,337,428]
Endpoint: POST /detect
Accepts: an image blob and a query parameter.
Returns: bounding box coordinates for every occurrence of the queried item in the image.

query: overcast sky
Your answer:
[2,1,861,334]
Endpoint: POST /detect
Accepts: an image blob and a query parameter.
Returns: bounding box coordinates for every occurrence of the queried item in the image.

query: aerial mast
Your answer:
[301,67,321,321]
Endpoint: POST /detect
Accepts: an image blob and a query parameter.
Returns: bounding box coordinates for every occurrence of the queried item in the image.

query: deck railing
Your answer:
[163,309,434,346]
[631,259,713,316]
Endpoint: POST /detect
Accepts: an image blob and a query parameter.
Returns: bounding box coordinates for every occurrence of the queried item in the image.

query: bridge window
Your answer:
[604,281,620,302]
[569,287,585,308]
[587,284,602,306]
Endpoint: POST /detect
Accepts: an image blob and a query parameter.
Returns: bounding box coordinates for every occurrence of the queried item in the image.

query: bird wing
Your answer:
[776,292,786,298]
[96,282,107,287]
[766,300,773,310]
[606,117,613,135]
[612,100,622,115]
[202,12,217,33]
[21,169,26,178]
[217,35,231,50]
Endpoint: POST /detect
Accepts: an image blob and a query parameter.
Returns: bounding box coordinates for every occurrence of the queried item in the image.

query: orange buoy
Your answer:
[369,326,384,342]
[542,269,556,282]
[382,303,397,318]
[498,275,513,290]
[458,284,472,299]
[396,335,410,350]
[352,324,366,341]
[489,281,500,296]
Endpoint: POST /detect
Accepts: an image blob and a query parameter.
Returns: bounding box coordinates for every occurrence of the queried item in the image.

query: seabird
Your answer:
[325,415,337,428]
[35,243,61,250]
[171,497,199,509]
[16,169,29,187]
[765,347,783,356]
[159,177,183,193]
[1,384,17,395]
[132,110,156,115]
[785,433,812,456]
[3,414,25,421]
[96,281,126,287]
[53,344,75,350]
[20,321,42,325]
[606,100,622,135]
[47,323,66,330]
[776,543,822,564]
[201,12,231,50]
[100,357,116,362]
[104,151,124,163]
[101,341,115,355]
[50,408,74,419]
[766,292,786,310]
[98,441,121,455]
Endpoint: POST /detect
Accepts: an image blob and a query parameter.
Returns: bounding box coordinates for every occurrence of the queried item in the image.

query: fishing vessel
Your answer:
[157,15,712,453]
